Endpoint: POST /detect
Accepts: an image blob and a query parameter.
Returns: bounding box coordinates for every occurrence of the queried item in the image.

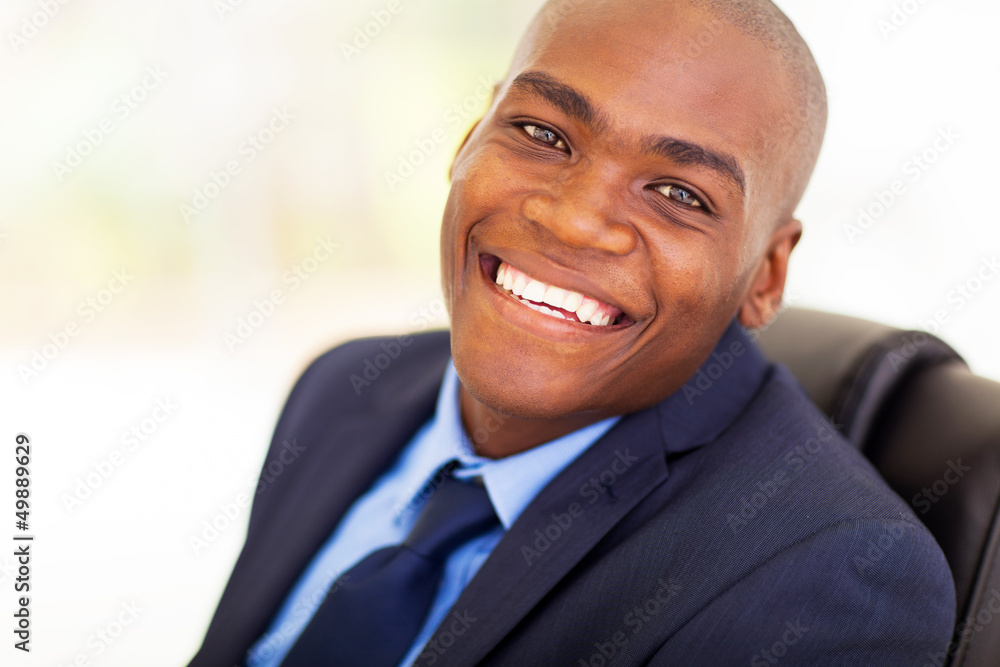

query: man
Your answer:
[189,0,955,664]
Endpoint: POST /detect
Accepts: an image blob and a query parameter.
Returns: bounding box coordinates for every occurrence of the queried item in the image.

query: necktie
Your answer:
[280,468,499,666]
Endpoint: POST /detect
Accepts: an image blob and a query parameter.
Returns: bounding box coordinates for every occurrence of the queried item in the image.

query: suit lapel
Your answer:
[195,339,451,667]
[425,405,669,666]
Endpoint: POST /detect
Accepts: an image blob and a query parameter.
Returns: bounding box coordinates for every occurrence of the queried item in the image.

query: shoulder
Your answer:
[244,329,451,531]
[291,329,451,395]
[255,329,451,475]
[646,363,956,659]
[688,362,942,553]
[717,363,914,521]
[276,329,452,423]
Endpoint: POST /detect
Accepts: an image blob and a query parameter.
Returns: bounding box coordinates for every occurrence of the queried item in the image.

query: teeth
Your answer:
[522,280,547,303]
[493,260,622,327]
[576,298,598,324]
[542,286,569,310]
[562,291,583,313]
[527,303,564,319]
[512,272,528,296]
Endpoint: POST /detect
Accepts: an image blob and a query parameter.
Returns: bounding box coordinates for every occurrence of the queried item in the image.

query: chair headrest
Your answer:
[754,307,962,448]
[831,328,962,448]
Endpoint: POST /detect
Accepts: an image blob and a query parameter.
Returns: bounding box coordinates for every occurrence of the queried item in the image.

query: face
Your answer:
[442,1,798,422]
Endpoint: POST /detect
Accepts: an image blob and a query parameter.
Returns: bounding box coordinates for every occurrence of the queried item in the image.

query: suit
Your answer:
[188,321,955,666]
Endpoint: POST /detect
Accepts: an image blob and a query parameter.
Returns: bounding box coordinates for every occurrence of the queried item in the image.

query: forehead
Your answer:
[505,2,793,186]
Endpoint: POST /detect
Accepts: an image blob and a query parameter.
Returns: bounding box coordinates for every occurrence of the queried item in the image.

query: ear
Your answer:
[448,119,481,181]
[738,218,802,330]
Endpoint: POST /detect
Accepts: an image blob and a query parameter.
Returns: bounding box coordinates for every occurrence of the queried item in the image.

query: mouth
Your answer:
[480,254,633,328]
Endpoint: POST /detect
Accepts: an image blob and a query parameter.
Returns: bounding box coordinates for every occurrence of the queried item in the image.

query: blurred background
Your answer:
[1,0,997,664]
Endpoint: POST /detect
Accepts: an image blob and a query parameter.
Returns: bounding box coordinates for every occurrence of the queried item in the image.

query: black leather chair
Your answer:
[757,307,1000,667]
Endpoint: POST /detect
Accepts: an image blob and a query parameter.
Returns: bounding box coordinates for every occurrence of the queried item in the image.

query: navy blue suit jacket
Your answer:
[189,321,955,666]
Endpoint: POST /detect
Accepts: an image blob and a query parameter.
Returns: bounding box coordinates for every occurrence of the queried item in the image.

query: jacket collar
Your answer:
[657,318,771,454]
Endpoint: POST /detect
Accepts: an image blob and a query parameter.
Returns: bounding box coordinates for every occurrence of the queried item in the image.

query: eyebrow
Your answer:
[506,70,746,195]
[507,70,608,132]
[645,137,746,194]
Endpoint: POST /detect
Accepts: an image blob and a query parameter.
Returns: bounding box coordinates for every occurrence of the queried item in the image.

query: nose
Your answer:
[520,164,637,255]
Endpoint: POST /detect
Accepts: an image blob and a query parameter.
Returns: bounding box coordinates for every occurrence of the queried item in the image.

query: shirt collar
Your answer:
[393,361,619,530]
[393,318,768,526]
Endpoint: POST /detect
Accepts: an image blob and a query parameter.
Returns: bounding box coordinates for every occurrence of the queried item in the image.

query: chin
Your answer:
[451,336,602,421]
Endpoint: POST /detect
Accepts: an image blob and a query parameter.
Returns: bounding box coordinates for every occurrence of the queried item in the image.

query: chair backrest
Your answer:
[756,307,1000,667]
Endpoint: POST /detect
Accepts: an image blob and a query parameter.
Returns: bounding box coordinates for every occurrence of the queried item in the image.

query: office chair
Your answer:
[756,307,1000,667]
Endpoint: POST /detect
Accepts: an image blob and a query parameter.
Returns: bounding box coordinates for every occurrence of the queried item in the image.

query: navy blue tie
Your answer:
[280,468,499,666]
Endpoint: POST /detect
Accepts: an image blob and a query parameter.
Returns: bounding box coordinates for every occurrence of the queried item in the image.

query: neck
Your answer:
[457,384,608,459]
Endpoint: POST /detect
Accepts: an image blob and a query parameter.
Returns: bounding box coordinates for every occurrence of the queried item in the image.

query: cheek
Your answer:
[450,144,513,207]
[641,228,748,350]
[442,146,530,269]
[647,234,723,310]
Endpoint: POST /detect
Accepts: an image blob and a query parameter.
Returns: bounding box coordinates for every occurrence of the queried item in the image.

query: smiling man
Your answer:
[189,1,955,665]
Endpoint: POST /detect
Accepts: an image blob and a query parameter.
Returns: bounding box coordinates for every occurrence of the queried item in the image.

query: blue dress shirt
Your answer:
[245,360,620,667]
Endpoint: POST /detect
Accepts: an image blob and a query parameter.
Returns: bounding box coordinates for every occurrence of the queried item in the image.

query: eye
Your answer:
[520,124,567,150]
[653,184,703,208]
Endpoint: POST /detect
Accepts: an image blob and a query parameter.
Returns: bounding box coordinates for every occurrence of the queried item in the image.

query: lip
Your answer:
[475,250,635,341]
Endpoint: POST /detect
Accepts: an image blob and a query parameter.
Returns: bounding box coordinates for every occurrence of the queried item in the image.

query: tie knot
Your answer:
[404,471,499,560]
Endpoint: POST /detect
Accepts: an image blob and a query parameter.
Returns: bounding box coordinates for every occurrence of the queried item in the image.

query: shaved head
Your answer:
[511,0,827,229]
[689,0,827,220]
